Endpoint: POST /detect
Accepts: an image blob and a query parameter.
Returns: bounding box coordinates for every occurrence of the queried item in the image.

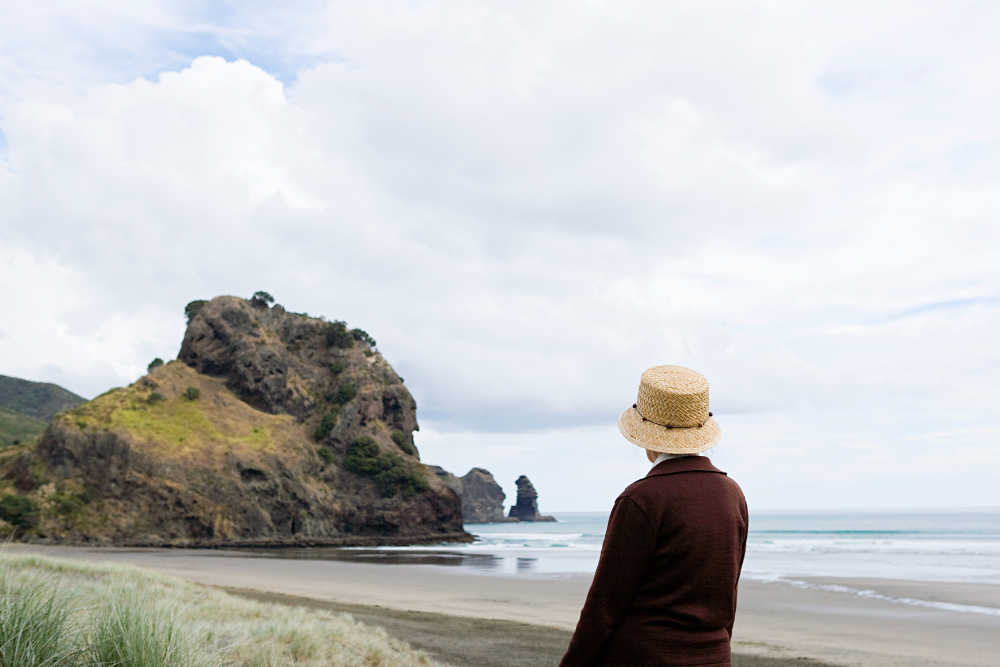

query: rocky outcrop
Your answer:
[429,466,517,523]
[508,475,556,522]
[0,295,471,547]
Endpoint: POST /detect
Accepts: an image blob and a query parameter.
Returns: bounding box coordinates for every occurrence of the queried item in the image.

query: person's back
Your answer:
[559,366,748,667]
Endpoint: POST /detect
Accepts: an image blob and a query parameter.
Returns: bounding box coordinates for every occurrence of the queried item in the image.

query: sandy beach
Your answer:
[8,545,999,667]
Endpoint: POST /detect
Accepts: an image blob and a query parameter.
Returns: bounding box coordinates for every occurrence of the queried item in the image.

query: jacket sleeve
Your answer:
[558,496,655,667]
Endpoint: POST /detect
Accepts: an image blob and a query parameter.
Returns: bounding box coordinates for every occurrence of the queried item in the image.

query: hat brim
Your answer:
[618,407,721,454]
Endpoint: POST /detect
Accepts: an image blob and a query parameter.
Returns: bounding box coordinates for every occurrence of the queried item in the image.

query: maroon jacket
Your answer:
[559,456,748,667]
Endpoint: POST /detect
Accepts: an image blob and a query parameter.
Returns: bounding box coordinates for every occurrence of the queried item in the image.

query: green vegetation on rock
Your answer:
[344,437,429,499]
[391,429,417,456]
[147,358,164,372]
[0,494,37,532]
[184,387,200,401]
[313,408,340,441]
[334,383,357,405]
[329,362,345,375]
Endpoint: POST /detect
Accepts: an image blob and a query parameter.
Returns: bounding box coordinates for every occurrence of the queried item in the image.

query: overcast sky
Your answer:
[2,1,999,511]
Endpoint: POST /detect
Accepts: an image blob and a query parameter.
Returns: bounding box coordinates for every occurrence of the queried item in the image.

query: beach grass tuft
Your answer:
[0,551,436,667]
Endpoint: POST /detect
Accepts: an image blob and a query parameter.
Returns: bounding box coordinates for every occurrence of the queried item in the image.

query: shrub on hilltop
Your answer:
[249,291,275,308]
[184,300,207,323]
[325,321,354,349]
[351,328,376,348]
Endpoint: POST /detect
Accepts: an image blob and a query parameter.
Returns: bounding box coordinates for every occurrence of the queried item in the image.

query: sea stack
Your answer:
[507,475,556,522]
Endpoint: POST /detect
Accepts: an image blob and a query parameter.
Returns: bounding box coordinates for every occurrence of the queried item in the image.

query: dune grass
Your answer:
[0,551,436,667]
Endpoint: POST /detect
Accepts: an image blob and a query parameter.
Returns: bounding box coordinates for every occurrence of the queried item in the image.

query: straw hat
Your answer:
[618,365,721,453]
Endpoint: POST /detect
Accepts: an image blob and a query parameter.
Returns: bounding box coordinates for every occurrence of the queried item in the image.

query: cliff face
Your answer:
[0,296,470,546]
[429,466,516,523]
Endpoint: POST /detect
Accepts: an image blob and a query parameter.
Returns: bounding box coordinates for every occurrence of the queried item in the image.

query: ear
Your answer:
[645,449,658,463]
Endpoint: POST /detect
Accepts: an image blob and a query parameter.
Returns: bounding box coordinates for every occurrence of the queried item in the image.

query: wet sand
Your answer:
[8,545,999,666]
[227,588,837,667]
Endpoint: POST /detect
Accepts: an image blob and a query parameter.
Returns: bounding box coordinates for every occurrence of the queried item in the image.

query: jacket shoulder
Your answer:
[618,461,744,502]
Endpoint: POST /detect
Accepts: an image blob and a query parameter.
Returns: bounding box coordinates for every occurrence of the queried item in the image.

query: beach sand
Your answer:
[8,546,998,667]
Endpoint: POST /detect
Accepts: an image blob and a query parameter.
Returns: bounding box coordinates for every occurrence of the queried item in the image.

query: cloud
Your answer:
[1,0,999,508]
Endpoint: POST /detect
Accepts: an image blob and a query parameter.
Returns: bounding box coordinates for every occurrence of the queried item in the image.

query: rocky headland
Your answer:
[0,294,470,547]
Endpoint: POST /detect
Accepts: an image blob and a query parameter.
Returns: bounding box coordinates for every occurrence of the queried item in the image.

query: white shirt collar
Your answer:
[653,451,700,465]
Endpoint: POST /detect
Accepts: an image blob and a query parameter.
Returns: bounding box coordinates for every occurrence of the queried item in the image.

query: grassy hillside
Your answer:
[0,406,47,447]
[60,361,312,471]
[0,551,436,667]
[0,374,86,421]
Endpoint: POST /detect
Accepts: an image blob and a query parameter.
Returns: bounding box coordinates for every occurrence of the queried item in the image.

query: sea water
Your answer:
[362,509,1000,584]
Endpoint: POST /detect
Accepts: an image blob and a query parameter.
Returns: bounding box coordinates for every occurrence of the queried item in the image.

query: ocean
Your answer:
[347,509,1000,587]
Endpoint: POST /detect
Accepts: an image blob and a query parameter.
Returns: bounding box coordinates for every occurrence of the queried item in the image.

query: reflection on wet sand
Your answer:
[234,548,520,570]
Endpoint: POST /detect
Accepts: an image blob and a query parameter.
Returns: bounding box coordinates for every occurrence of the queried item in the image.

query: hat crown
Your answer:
[636,365,710,427]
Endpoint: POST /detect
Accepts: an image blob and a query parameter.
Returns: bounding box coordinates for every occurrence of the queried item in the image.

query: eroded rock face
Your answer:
[508,475,556,522]
[430,466,517,523]
[0,296,470,547]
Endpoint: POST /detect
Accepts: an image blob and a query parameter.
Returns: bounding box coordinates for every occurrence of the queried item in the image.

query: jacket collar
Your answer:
[645,455,726,478]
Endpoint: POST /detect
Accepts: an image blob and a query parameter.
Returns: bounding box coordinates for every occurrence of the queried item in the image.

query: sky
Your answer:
[1,1,999,511]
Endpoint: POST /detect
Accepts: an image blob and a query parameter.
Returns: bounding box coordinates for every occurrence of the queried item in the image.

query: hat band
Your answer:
[632,404,712,429]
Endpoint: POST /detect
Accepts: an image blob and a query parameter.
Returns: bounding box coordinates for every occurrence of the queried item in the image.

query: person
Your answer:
[558,365,748,667]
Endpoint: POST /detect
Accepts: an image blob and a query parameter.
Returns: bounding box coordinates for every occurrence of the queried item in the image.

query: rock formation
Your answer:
[0,295,471,547]
[507,475,556,522]
[429,466,517,523]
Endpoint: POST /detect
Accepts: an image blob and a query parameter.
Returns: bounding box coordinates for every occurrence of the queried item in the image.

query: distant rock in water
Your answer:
[429,466,517,523]
[508,475,556,522]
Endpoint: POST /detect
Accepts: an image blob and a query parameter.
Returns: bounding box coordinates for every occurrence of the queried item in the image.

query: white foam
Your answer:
[745,575,1000,616]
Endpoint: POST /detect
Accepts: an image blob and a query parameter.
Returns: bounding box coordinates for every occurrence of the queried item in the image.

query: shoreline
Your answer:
[15,531,475,548]
[5,545,999,666]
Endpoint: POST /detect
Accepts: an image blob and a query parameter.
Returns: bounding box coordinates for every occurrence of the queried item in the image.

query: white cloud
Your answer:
[1,0,999,509]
